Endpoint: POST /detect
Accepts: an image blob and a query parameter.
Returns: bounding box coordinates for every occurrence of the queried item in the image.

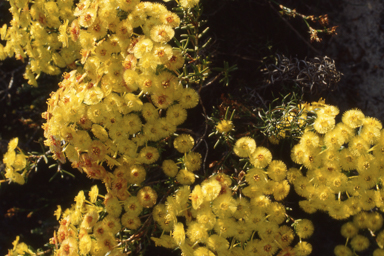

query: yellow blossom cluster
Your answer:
[0,0,81,86]
[2,137,27,184]
[288,102,384,254]
[50,185,158,256]
[163,133,203,185]
[334,212,384,255]
[34,0,201,201]
[0,0,200,86]
[151,136,314,256]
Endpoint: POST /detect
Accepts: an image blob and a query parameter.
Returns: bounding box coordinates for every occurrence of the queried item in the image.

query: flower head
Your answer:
[342,109,365,129]
[216,120,234,134]
[233,137,256,158]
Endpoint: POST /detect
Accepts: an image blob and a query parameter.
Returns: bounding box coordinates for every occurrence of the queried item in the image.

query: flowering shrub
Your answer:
[2,0,384,256]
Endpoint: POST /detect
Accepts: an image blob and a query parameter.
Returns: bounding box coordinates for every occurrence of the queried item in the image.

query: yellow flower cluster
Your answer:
[151,136,315,256]
[286,102,384,254]
[0,0,200,86]
[35,0,201,200]
[2,137,27,184]
[162,133,203,184]
[1,0,81,86]
[333,211,384,255]
[290,106,384,218]
[50,184,159,256]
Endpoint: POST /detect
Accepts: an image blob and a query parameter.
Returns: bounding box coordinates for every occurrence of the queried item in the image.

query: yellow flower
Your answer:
[324,129,345,149]
[334,122,355,143]
[293,241,312,256]
[374,249,384,256]
[212,195,237,219]
[150,25,174,43]
[127,165,146,185]
[160,12,181,28]
[376,231,384,250]
[184,152,202,172]
[349,135,369,157]
[232,198,251,220]
[276,226,295,248]
[161,159,179,177]
[273,180,290,201]
[80,209,99,230]
[176,168,195,185]
[137,186,157,208]
[350,235,370,252]
[259,239,279,255]
[12,153,27,171]
[216,120,234,134]
[363,116,383,130]
[165,49,184,70]
[123,113,142,135]
[172,222,185,245]
[124,196,143,217]
[342,109,365,129]
[201,179,221,202]
[295,219,314,239]
[213,217,236,238]
[328,201,351,220]
[267,160,287,182]
[79,234,92,255]
[87,140,107,162]
[104,194,122,218]
[196,208,216,230]
[186,221,208,243]
[302,148,322,170]
[166,104,187,125]
[333,245,353,256]
[366,212,383,231]
[58,20,69,47]
[121,213,141,229]
[298,200,317,214]
[98,234,117,253]
[179,88,199,109]
[138,146,160,164]
[189,185,203,210]
[258,220,279,241]
[340,222,358,239]
[313,113,335,134]
[360,125,381,145]
[207,234,229,252]
[143,121,162,142]
[245,168,268,186]
[124,93,143,112]
[133,38,153,59]
[83,86,104,105]
[60,237,78,256]
[233,137,256,158]
[103,215,122,235]
[141,103,159,122]
[174,134,194,153]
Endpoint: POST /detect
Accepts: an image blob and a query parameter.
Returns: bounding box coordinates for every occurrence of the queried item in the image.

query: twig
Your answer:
[268,1,320,55]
